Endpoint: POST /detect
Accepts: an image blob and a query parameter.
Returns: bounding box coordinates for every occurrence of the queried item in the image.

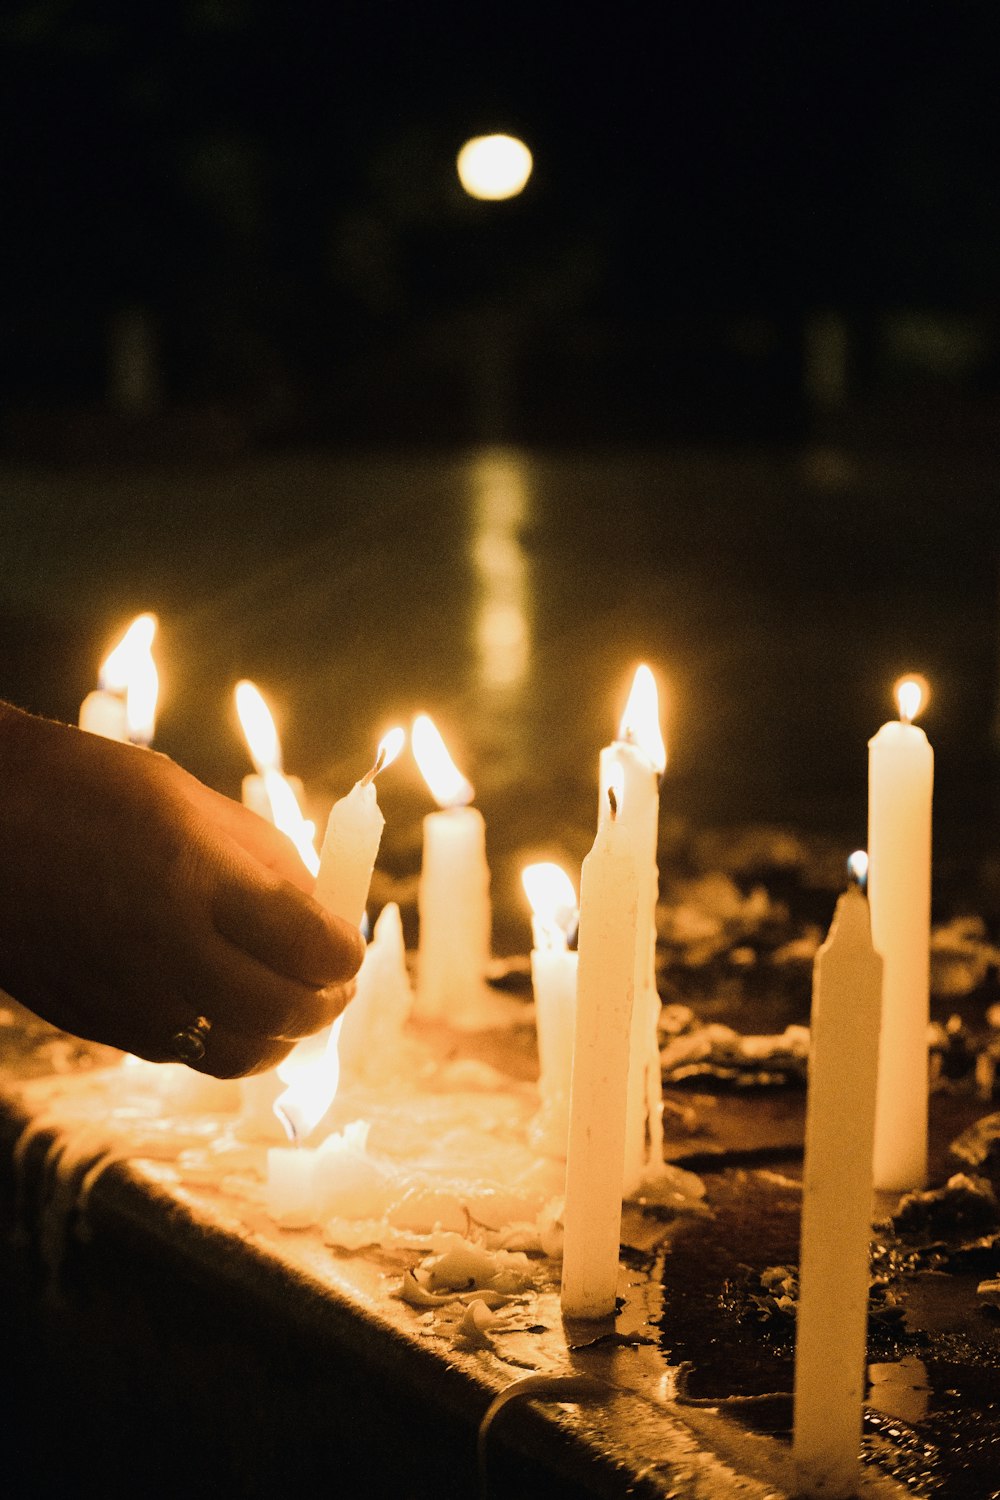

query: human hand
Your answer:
[0,704,365,1076]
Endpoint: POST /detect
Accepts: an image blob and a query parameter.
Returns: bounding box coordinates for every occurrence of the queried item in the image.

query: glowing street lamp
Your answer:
[457,134,533,201]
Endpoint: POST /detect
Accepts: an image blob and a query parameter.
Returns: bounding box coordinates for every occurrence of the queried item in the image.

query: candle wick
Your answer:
[608,786,618,821]
[275,1104,299,1146]
[359,745,387,789]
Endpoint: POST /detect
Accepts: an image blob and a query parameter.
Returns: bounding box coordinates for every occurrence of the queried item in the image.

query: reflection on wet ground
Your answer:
[2,444,998,949]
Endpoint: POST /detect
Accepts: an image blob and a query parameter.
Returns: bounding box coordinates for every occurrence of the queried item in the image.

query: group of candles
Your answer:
[81,615,935,1500]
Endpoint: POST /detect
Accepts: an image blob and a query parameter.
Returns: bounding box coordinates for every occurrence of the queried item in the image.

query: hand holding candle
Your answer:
[271,727,404,1155]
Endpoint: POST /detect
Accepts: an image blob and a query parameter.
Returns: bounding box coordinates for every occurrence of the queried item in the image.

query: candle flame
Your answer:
[522,862,578,948]
[618,664,667,772]
[412,714,474,808]
[894,674,928,725]
[273,1018,343,1143]
[359,726,406,788]
[235,680,282,772]
[847,849,869,890]
[100,613,159,744]
[264,768,320,877]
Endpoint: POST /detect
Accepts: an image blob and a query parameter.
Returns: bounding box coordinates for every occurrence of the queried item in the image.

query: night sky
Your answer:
[3,3,999,442]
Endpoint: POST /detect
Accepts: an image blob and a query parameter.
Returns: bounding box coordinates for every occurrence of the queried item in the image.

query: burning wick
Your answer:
[360,727,406,789]
[846,849,869,892]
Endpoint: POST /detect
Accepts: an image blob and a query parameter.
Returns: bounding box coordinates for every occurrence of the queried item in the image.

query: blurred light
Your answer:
[894,674,929,724]
[457,134,533,200]
[235,679,282,773]
[619,664,667,772]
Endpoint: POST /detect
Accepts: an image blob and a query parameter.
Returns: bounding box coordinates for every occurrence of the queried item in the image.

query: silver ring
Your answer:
[170,1014,213,1064]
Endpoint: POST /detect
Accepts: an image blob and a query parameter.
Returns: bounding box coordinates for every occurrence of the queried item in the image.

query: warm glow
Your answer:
[457,134,533,200]
[264,768,319,877]
[412,714,474,808]
[847,850,869,889]
[274,1019,343,1142]
[618,664,667,772]
[100,613,159,744]
[522,862,578,948]
[375,727,406,776]
[894,675,928,725]
[235,680,282,772]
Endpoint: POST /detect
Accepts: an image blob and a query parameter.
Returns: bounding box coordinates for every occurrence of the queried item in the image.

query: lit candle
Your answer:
[79,612,159,744]
[522,862,579,1158]
[412,713,493,1026]
[234,679,307,823]
[598,664,667,1195]
[561,772,639,1320]
[868,675,934,1191]
[793,854,883,1498]
[314,727,404,930]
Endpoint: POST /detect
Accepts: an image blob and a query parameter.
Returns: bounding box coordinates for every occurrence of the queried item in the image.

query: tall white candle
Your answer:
[598,665,666,1195]
[561,776,639,1320]
[794,862,883,1498]
[522,862,579,1158]
[868,676,934,1191]
[412,714,492,1026]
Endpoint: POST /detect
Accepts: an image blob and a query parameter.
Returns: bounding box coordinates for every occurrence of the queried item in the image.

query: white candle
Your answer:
[315,738,397,929]
[561,775,639,1320]
[338,902,414,1085]
[412,714,492,1025]
[522,862,579,1158]
[793,863,883,1498]
[598,664,666,1195]
[79,612,159,744]
[868,676,934,1191]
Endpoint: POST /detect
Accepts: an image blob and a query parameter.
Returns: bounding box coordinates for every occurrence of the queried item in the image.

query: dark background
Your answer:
[3,2,1000,448]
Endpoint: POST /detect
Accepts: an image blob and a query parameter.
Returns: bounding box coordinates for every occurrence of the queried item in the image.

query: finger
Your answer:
[211,862,365,988]
[188,933,354,1041]
[168,763,316,894]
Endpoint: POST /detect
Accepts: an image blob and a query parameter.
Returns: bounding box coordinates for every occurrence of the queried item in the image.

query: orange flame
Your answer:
[894,675,928,725]
[618,664,666,772]
[412,714,474,808]
[235,680,282,772]
[100,613,159,744]
[522,862,578,949]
